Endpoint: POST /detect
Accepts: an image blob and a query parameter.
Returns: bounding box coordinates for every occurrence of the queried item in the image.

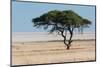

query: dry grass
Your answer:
[12,40,95,65]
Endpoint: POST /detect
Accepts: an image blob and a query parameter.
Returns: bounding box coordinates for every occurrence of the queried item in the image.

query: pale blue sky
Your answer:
[12,1,96,32]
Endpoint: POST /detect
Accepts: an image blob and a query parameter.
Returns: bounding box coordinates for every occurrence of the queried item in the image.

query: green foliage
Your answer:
[32,10,91,33]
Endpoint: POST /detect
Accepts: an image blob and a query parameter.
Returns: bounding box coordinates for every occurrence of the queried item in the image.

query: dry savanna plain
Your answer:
[12,39,96,65]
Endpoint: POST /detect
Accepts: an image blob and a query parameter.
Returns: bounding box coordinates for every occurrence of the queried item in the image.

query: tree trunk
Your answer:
[63,36,68,47]
[67,45,70,49]
[61,31,70,50]
[67,31,73,49]
[60,27,74,50]
[67,27,74,49]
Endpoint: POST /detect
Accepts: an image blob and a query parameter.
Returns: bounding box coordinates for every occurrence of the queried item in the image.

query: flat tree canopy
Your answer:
[32,10,91,49]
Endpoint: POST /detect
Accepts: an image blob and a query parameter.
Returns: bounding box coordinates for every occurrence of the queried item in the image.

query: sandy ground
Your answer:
[12,40,96,66]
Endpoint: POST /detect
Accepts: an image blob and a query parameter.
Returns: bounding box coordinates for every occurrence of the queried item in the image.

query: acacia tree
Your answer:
[32,10,91,49]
